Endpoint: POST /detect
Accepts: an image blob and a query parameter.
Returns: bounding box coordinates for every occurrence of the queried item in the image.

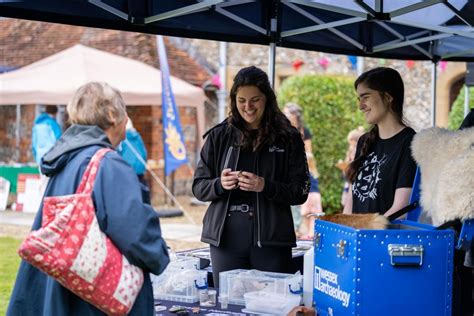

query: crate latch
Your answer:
[388,244,424,266]
[314,232,321,250]
[336,240,347,258]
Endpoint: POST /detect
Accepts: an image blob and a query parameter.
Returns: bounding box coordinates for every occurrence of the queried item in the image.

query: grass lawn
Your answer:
[0,237,21,315]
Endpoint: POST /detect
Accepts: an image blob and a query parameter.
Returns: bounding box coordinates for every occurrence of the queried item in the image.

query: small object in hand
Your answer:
[191,306,200,314]
[237,170,243,177]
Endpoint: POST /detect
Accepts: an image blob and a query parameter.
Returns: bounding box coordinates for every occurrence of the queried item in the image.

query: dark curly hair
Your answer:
[228,66,294,150]
[346,67,406,182]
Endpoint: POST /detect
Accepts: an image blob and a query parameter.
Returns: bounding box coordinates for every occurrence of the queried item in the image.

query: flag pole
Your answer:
[124,139,196,225]
[156,34,195,223]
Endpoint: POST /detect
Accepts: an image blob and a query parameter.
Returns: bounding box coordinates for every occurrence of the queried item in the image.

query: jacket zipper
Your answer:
[256,151,262,248]
[217,146,240,246]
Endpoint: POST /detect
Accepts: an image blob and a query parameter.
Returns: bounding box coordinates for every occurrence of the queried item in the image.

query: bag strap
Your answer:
[76,148,112,195]
[387,201,419,222]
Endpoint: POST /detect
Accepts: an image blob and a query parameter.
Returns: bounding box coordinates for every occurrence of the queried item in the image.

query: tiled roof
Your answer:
[0,18,210,86]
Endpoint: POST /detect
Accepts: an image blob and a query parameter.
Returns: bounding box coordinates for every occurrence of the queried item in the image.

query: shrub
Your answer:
[278,75,365,213]
[448,86,474,130]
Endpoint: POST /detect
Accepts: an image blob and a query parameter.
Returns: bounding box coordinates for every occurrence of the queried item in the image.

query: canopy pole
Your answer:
[356,56,364,76]
[268,42,276,88]
[431,61,438,127]
[15,104,20,161]
[217,41,227,122]
[464,85,470,118]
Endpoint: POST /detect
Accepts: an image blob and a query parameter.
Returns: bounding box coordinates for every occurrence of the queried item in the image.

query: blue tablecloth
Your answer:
[155,298,247,315]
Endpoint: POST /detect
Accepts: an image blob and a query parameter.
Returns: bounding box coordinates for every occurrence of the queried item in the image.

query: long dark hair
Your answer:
[346,67,406,182]
[228,66,293,150]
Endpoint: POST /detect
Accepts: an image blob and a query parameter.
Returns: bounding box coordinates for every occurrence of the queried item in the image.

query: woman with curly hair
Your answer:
[193,66,310,287]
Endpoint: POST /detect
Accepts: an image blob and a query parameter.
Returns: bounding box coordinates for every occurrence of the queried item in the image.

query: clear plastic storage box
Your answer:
[151,256,208,303]
[244,291,302,315]
[219,269,303,306]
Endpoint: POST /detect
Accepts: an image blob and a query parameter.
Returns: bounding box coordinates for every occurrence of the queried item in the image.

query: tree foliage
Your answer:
[278,75,365,213]
[448,86,474,130]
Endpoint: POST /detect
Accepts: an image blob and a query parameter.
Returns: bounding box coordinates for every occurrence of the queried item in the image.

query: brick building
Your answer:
[0,18,213,202]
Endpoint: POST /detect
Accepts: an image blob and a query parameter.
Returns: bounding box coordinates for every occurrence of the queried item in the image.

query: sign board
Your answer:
[0,177,10,211]
[16,174,41,213]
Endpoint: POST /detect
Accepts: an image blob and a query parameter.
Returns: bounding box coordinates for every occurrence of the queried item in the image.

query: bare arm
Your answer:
[304,139,313,153]
[304,139,318,176]
[383,188,412,218]
[343,184,353,214]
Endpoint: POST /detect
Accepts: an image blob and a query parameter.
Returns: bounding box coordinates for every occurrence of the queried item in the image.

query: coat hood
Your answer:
[34,113,55,125]
[41,124,112,176]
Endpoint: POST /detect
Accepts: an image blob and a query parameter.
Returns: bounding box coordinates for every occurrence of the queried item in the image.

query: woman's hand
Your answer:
[221,168,238,190]
[287,306,315,316]
[237,171,265,192]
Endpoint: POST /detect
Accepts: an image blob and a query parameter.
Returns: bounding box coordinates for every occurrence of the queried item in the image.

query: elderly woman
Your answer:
[7,82,169,316]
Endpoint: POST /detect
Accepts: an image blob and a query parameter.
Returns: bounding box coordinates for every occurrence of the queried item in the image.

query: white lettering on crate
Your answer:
[314,266,351,308]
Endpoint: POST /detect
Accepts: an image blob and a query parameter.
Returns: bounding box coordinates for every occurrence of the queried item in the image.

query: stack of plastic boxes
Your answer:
[151,256,208,303]
[219,269,302,312]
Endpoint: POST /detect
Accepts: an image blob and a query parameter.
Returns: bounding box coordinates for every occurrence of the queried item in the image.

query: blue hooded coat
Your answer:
[31,113,62,165]
[118,129,147,176]
[7,125,170,316]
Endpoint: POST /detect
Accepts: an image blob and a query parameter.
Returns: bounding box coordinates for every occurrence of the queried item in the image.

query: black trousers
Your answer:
[210,211,292,288]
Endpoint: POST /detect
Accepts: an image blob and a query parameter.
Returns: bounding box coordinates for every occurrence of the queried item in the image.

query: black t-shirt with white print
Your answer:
[352,127,417,215]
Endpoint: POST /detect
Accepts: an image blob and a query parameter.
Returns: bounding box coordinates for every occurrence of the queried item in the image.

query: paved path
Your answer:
[0,210,203,242]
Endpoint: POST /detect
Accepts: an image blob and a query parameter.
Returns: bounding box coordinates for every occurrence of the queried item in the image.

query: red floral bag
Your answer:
[18,148,144,316]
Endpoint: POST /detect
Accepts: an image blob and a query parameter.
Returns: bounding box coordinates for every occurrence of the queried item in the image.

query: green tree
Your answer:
[278,75,365,213]
[448,86,474,130]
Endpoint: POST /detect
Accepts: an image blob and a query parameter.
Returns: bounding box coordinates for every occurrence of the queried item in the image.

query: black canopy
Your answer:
[1,0,474,61]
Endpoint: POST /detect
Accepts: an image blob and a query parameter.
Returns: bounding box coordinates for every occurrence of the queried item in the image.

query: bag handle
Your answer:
[76,148,112,195]
[387,201,419,222]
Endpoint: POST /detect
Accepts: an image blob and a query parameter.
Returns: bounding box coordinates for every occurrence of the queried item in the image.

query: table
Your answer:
[158,241,312,315]
[177,241,311,288]
[155,299,247,315]
[0,164,39,193]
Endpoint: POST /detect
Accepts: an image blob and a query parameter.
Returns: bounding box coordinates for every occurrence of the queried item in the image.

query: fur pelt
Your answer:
[318,214,389,230]
[411,127,474,226]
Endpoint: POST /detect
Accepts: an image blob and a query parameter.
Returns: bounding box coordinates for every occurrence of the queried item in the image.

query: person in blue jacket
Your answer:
[7,82,170,316]
[31,105,62,165]
[117,118,151,203]
[117,119,148,183]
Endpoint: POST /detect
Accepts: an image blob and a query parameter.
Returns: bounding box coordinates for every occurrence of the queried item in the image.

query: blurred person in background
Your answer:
[117,118,150,203]
[32,105,62,165]
[283,102,323,238]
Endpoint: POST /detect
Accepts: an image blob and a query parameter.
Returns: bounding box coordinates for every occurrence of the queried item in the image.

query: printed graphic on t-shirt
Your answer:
[353,152,387,203]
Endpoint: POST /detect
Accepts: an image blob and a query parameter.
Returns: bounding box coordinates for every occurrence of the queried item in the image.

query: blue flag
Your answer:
[157,35,188,175]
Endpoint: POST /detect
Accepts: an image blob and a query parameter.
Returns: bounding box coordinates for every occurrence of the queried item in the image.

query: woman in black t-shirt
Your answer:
[343,67,417,217]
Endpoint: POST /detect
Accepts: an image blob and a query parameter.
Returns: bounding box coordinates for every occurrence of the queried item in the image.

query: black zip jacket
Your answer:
[192,121,310,248]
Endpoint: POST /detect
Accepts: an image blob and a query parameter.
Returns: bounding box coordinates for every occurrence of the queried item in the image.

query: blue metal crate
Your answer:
[313,219,455,316]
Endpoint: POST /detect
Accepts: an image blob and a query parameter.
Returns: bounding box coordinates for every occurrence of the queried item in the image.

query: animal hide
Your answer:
[318,213,389,230]
[411,127,474,226]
